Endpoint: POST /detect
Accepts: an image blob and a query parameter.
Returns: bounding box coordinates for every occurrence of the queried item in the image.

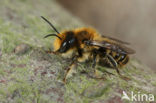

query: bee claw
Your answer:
[63,77,66,84]
[120,75,131,81]
[45,50,58,55]
[90,75,107,80]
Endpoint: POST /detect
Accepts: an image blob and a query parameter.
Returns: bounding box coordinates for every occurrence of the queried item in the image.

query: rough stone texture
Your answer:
[0,0,155,103]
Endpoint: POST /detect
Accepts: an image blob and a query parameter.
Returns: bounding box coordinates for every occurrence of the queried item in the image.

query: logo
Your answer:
[122,91,155,102]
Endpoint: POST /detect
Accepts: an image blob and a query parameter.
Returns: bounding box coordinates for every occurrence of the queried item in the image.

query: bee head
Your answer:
[58,31,76,53]
[41,16,76,53]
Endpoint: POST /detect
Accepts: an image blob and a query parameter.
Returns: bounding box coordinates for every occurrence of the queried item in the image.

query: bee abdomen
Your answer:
[110,51,129,67]
[117,54,129,67]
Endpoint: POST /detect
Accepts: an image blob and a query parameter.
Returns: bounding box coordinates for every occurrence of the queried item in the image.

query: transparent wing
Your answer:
[102,35,130,45]
[84,40,135,54]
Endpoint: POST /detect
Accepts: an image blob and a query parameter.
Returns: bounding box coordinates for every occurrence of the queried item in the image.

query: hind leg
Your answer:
[106,54,130,80]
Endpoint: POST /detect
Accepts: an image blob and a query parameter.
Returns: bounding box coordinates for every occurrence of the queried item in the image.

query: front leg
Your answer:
[63,55,78,83]
[45,48,58,55]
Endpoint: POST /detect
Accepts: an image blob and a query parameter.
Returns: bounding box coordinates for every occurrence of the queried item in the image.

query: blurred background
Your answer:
[58,0,156,71]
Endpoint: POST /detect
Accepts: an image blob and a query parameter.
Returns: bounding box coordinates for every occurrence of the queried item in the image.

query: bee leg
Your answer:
[46,51,56,54]
[91,52,106,80]
[45,48,58,55]
[106,54,130,81]
[63,61,77,83]
[92,50,97,68]
[63,55,78,83]
[102,69,115,76]
[92,51,98,77]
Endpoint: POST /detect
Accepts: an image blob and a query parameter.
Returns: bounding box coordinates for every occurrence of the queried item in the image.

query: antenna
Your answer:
[41,16,60,34]
[44,34,62,40]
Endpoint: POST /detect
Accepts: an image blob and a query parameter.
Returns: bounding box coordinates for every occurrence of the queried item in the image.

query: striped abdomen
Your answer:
[108,50,129,67]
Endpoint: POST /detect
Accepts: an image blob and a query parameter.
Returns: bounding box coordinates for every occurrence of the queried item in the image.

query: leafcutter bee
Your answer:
[41,16,135,82]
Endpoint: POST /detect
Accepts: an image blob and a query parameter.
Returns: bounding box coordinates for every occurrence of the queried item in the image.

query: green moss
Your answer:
[0,69,6,76]
[0,0,155,103]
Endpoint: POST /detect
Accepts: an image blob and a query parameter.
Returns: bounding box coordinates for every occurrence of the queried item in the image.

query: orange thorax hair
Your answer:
[53,27,101,51]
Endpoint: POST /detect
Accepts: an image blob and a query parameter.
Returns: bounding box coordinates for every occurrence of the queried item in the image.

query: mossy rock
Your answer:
[0,0,155,103]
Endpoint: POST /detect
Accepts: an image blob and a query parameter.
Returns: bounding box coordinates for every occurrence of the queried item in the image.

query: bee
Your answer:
[41,16,135,83]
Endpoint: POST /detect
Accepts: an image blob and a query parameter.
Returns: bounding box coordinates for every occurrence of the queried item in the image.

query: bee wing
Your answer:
[85,40,135,54]
[102,35,130,45]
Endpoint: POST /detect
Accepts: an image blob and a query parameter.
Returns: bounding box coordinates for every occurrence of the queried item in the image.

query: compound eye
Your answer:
[84,40,91,46]
[62,42,67,47]
[68,39,74,44]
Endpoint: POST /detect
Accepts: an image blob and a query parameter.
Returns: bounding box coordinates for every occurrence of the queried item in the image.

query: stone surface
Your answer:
[14,43,31,55]
[0,0,155,103]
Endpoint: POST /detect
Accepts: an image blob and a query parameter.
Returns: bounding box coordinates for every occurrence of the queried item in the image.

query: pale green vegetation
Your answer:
[0,0,155,103]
